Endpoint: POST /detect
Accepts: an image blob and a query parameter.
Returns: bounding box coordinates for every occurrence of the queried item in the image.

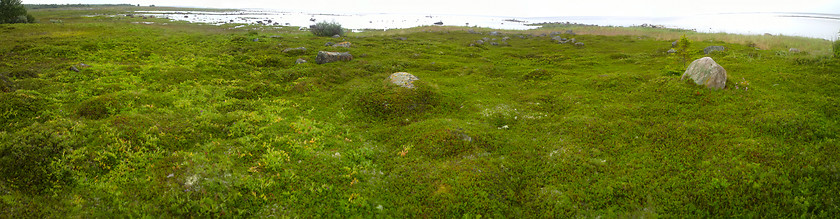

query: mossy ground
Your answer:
[1,6,839,217]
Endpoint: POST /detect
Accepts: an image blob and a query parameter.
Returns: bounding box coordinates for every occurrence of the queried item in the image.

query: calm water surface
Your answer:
[139,10,840,40]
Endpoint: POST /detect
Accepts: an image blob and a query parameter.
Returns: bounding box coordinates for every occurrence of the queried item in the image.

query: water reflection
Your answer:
[137,10,840,40]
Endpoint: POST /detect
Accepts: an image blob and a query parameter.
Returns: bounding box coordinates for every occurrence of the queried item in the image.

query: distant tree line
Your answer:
[24,4,137,10]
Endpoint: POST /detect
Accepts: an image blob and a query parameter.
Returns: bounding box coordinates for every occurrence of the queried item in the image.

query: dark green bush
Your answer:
[355,80,444,120]
[521,68,552,80]
[310,21,345,37]
[0,91,50,132]
[77,96,114,119]
[0,124,74,194]
[0,0,35,24]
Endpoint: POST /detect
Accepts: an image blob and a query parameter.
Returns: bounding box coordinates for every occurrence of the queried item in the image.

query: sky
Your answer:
[23,0,840,17]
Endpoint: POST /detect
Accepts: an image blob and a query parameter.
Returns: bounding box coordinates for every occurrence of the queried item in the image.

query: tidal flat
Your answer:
[1,5,838,217]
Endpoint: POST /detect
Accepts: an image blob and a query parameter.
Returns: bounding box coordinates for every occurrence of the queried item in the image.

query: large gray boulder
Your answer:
[389,72,419,89]
[315,51,353,64]
[703,46,725,54]
[681,57,727,89]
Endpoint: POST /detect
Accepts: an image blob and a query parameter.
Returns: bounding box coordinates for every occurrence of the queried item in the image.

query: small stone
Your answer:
[252,38,259,42]
[295,58,307,64]
[667,48,676,53]
[69,66,80,72]
[574,42,584,47]
[332,41,351,48]
[79,63,91,68]
[283,47,307,54]
[167,173,174,178]
[332,34,341,38]
[389,72,419,89]
[315,51,353,64]
[789,48,800,53]
[703,46,725,54]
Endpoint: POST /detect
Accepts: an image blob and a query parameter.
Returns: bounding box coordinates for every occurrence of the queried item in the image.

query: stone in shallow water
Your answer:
[389,72,419,89]
[681,57,727,89]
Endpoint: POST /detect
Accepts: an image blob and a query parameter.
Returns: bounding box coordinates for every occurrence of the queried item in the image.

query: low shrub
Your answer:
[310,21,345,37]
[355,80,445,120]
[833,39,839,58]
[0,124,74,194]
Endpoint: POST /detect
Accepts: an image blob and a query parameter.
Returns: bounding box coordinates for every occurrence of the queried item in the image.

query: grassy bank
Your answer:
[1,6,838,217]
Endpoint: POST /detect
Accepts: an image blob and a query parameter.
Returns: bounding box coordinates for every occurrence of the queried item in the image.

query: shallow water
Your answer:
[138,10,840,40]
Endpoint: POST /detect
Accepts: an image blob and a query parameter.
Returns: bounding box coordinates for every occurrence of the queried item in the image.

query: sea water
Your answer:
[138,10,840,40]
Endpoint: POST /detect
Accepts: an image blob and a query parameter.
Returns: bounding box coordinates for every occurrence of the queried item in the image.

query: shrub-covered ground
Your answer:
[1,6,838,217]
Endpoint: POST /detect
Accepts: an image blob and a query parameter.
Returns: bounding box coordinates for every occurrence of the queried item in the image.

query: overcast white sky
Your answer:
[24,0,840,17]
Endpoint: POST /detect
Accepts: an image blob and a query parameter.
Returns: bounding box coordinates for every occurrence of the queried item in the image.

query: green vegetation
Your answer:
[1,0,35,23]
[1,6,838,217]
[677,34,691,67]
[310,21,345,37]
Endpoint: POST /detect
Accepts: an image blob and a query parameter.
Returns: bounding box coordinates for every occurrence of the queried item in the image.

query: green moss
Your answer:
[1,6,838,217]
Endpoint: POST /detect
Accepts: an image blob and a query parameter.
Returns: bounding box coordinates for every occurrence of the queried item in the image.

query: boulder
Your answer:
[283,47,307,54]
[703,46,725,54]
[667,48,676,54]
[489,31,501,36]
[389,72,420,89]
[315,51,353,64]
[672,40,678,47]
[324,42,334,46]
[69,66,80,72]
[574,42,585,47]
[490,42,499,46]
[332,34,341,38]
[789,48,800,53]
[252,38,259,42]
[564,30,576,35]
[333,42,352,48]
[295,58,307,64]
[681,57,727,89]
